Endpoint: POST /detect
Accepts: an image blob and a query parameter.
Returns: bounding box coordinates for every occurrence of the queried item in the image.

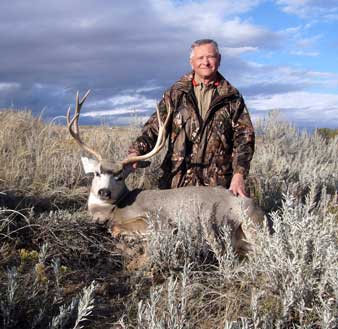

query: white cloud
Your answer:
[135,86,162,93]
[221,46,258,57]
[281,24,322,59]
[290,50,319,57]
[240,62,338,91]
[248,91,338,111]
[247,91,338,127]
[82,108,148,117]
[276,0,338,19]
[152,0,263,20]
[82,90,159,118]
[0,82,20,92]
[151,0,278,47]
[88,93,157,109]
[94,95,144,107]
[296,34,322,48]
[284,26,302,34]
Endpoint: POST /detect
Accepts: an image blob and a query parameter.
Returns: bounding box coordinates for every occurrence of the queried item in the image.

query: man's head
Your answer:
[189,39,221,82]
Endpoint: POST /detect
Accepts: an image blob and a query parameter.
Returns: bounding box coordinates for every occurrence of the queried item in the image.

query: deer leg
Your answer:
[232,224,253,256]
[109,217,148,237]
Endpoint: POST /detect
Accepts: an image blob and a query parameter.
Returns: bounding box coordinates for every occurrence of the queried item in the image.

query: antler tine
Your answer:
[155,102,172,150]
[67,90,103,162]
[122,102,172,165]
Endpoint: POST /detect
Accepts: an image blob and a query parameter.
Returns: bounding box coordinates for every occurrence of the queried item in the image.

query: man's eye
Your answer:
[95,172,101,177]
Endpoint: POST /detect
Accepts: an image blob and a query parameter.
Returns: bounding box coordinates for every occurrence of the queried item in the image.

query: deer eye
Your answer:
[114,175,122,181]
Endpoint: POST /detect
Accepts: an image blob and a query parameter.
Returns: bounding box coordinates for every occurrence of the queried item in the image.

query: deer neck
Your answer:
[114,185,131,207]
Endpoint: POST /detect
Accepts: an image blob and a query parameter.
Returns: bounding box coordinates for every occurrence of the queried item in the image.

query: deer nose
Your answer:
[98,188,111,199]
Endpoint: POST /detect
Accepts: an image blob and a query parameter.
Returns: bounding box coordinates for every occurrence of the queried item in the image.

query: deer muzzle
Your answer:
[98,188,112,200]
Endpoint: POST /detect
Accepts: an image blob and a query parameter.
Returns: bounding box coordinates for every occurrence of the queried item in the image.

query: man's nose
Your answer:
[202,57,210,65]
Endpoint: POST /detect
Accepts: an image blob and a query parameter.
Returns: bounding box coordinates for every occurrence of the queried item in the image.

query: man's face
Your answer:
[190,43,221,81]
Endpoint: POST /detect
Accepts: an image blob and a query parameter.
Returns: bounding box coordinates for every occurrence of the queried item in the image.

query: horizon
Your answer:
[0,0,337,129]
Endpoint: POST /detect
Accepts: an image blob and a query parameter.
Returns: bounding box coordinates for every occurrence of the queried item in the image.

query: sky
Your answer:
[0,0,338,129]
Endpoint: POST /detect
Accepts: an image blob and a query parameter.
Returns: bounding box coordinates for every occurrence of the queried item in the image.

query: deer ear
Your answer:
[81,157,100,174]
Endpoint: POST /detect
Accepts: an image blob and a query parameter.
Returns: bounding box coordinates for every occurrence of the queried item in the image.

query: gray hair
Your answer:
[190,39,220,59]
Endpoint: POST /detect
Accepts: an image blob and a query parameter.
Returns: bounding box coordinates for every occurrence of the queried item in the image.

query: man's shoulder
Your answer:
[216,73,241,98]
[164,72,194,96]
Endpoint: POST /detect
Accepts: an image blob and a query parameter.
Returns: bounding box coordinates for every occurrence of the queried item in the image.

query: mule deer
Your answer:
[67,91,265,255]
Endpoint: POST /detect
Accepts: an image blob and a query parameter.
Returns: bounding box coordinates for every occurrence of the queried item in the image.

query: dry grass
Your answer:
[0,109,337,328]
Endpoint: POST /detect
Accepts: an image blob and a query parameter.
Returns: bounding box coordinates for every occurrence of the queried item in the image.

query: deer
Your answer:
[67,91,265,258]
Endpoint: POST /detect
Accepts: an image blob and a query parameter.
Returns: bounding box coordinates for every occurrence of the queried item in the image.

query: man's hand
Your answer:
[126,152,139,171]
[229,173,247,197]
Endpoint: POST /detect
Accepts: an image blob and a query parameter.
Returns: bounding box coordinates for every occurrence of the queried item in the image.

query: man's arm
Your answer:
[229,96,255,196]
[128,97,170,167]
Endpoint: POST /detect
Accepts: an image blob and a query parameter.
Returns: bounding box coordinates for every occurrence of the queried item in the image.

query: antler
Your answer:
[67,90,103,162]
[121,102,172,165]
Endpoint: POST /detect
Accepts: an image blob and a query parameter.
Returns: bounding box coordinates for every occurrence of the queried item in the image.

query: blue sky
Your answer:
[0,0,337,129]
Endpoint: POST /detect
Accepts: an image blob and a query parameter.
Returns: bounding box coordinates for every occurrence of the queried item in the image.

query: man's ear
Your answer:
[81,157,100,174]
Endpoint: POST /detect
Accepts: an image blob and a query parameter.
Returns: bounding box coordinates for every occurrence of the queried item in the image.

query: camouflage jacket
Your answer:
[130,72,255,189]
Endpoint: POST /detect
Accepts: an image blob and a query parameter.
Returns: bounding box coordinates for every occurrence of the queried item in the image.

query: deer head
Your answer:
[67,90,171,223]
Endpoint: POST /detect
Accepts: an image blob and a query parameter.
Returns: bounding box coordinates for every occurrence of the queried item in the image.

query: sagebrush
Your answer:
[0,109,337,328]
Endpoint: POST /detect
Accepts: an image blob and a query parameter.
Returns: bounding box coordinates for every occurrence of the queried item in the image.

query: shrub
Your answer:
[0,109,337,328]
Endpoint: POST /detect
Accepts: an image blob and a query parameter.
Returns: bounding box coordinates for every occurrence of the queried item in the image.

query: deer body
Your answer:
[95,185,264,254]
[82,157,264,254]
[94,186,263,228]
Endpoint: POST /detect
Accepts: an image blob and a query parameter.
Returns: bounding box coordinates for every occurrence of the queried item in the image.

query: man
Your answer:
[128,39,255,197]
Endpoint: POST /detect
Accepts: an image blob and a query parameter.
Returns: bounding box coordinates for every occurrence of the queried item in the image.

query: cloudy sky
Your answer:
[1,0,337,129]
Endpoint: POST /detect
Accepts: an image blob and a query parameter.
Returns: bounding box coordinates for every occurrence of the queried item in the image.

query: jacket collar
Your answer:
[172,71,239,98]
